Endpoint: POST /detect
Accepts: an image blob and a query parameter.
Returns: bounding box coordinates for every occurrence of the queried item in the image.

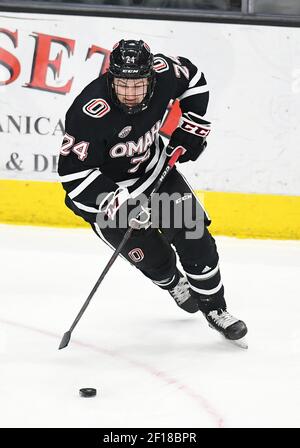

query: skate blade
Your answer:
[228,337,248,349]
[208,324,248,349]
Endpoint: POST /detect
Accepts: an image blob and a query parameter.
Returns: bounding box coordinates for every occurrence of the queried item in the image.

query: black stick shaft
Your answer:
[59,146,184,349]
[69,226,133,334]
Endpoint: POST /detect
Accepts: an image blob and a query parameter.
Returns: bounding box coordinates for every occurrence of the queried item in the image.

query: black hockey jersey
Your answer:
[58,54,209,223]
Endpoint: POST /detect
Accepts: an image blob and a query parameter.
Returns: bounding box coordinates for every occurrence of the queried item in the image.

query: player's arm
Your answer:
[58,111,130,223]
[167,55,211,163]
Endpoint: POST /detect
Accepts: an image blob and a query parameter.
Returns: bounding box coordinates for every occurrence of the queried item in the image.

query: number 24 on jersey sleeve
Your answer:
[60,133,90,161]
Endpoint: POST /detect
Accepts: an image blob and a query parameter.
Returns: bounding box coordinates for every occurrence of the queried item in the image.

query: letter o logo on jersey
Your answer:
[110,143,127,158]
[82,98,110,118]
[128,248,144,263]
[153,57,169,73]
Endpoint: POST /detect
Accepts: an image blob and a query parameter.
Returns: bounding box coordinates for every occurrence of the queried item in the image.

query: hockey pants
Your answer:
[91,168,226,312]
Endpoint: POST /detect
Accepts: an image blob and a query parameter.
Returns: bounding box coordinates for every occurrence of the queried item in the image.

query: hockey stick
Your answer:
[58,146,184,349]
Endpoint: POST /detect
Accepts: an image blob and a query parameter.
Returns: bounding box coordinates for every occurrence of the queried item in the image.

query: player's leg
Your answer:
[91,222,198,313]
[175,226,247,340]
[159,169,247,340]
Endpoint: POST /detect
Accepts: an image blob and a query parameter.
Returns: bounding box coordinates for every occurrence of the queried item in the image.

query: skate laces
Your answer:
[208,309,238,329]
[169,277,190,305]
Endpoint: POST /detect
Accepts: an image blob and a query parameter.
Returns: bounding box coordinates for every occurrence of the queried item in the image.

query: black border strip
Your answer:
[1,1,300,27]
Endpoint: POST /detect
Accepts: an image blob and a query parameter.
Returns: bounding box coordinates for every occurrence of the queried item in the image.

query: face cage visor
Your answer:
[108,72,156,115]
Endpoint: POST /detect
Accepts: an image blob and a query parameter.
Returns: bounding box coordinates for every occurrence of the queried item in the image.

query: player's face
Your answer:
[113,78,148,107]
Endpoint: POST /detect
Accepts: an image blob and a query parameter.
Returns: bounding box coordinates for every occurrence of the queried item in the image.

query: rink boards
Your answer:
[1,12,299,239]
[2,179,300,239]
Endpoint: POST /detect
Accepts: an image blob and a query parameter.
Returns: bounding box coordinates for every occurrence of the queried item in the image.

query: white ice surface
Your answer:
[0,224,300,428]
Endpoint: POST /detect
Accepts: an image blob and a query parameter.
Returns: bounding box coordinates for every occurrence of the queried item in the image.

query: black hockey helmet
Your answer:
[107,39,156,115]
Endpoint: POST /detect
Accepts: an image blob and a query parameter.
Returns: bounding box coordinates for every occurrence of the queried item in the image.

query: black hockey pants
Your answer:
[91,168,226,312]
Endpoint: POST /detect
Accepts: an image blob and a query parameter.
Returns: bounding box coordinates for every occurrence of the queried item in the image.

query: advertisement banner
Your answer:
[1,12,300,194]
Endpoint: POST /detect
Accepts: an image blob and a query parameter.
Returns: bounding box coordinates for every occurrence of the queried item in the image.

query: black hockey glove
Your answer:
[99,187,151,231]
[99,187,131,221]
[168,112,211,163]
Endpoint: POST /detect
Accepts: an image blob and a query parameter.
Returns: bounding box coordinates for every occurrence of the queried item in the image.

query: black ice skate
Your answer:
[168,275,199,313]
[204,309,248,341]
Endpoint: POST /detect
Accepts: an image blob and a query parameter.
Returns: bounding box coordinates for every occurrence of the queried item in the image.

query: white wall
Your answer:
[0,12,299,194]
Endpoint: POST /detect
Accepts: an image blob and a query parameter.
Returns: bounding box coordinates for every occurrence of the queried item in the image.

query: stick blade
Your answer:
[59,331,71,350]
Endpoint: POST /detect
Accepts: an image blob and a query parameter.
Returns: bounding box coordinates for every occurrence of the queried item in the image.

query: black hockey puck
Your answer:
[79,388,97,398]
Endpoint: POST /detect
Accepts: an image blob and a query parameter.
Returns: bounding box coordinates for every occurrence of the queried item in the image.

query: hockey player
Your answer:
[58,39,247,342]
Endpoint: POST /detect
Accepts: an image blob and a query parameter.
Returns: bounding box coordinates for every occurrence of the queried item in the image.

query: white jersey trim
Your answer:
[72,200,99,213]
[179,84,209,101]
[116,177,139,188]
[145,134,160,173]
[59,168,95,183]
[130,148,167,199]
[189,70,202,88]
[116,136,161,188]
[68,169,102,200]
